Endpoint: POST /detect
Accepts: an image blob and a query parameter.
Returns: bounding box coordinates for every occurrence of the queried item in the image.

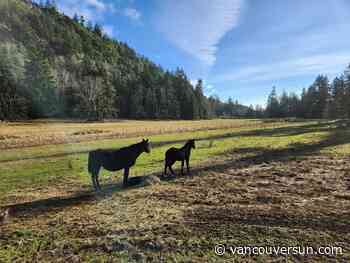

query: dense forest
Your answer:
[265,66,350,119]
[0,0,251,121]
[2,0,349,121]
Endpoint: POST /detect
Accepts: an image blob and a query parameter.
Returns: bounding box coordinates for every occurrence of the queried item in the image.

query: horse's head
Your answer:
[142,139,151,153]
[188,139,196,149]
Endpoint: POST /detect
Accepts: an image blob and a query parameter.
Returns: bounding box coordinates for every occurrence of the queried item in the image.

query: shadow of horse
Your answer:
[1,176,155,219]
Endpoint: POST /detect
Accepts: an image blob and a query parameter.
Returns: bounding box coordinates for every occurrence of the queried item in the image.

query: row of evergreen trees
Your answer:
[265,67,350,119]
[0,0,249,120]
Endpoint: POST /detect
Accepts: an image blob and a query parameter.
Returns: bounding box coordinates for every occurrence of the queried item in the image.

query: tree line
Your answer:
[265,66,350,119]
[0,0,250,121]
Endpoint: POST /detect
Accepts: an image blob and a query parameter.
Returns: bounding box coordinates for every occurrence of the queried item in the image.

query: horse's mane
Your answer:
[182,140,194,149]
[117,140,144,151]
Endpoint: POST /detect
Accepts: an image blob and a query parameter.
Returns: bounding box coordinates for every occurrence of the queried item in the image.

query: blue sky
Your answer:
[50,0,350,106]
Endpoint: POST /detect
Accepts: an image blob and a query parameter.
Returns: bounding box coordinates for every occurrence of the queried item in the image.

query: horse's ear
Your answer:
[146,139,149,142]
[142,138,145,142]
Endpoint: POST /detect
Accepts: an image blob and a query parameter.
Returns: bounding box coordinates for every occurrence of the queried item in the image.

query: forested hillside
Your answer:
[0,0,250,120]
[6,0,348,121]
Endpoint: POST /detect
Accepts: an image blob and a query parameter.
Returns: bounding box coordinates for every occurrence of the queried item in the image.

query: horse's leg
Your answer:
[96,174,101,190]
[169,165,175,176]
[163,162,167,177]
[91,165,101,191]
[91,174,97,190]
[95,167,102,191]
[186,157,190,174]
[123,167,130,187]
[181,160,184,175]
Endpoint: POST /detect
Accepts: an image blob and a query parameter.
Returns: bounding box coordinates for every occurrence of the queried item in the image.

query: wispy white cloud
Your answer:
[155,0,242,66]
[123,7,142,21]
[57,0,140,24]
[58,0,105,21]
[55,0,140,38]
[213,52,350,84]
[85,0,106,12]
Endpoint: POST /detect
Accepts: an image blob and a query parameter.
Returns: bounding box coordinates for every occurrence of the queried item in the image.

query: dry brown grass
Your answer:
[0,119,268,149]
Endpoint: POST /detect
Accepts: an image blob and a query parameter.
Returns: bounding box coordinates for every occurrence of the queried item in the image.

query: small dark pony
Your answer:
[164,139,196,176]
[88,139,151,191]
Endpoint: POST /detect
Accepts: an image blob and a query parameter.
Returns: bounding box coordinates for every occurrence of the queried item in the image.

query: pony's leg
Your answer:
[181,160,184,175]
[123,167,130,187]
[186,157,190,174]
[169,165,175,176]
[163,162,167,177]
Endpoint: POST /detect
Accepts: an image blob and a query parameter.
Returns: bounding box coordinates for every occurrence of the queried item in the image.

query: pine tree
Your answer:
[98,79,117,119]
[24,51,58,118]
[87,21,93,31]
[73,14,79,23]
[93,23,103,37]
[279,90,289,117]
[79,15,85,26]
[0,47,28,120]
[315,75,330,118]
[288,92,300,117]
[329,76,346,118]
[266,86,280,117]
[245,105,255,118]
[344,64,350,118]
[305,84,318,118]
[194,79,208,119]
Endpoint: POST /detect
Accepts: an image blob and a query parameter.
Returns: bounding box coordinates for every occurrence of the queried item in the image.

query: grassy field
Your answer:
[0,119,272,149]
[1,119,350,262]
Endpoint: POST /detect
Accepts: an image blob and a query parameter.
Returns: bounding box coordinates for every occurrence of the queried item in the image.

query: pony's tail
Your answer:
[88,151,97,174]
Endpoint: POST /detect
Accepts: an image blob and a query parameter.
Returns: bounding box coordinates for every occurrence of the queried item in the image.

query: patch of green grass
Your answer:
[321,129,350,156]
[0,120,343,202]
[0,120,308,162]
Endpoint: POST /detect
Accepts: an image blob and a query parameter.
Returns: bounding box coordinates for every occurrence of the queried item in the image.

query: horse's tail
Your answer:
[88,150,98,175]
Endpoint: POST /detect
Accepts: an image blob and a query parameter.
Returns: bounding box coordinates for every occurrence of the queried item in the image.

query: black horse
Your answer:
[164,139,195,176]
[88,139,151,190]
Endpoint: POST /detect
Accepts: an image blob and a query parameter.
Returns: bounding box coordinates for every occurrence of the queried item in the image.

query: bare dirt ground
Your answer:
[1,152,350,262]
